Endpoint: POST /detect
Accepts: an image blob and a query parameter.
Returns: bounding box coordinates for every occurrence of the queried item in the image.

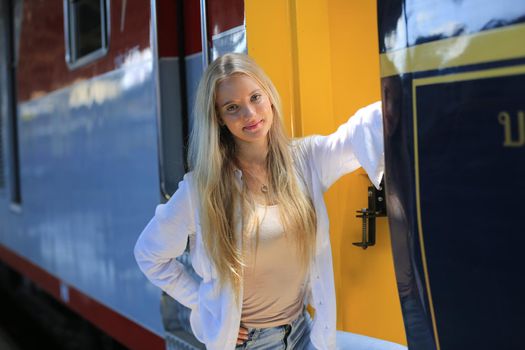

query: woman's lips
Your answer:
[243,119,263,131]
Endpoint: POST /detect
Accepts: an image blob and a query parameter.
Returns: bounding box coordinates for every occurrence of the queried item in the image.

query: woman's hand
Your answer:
[237,326,249,345]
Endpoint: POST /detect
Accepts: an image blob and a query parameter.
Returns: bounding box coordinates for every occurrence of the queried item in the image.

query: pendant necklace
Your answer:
[242,167,269,194]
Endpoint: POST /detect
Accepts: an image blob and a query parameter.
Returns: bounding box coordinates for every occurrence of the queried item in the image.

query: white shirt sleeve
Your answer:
[133,177,199,310]
[306,101,385,192]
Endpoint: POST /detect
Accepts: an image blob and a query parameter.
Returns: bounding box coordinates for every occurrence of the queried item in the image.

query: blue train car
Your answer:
[0,0,245,348]
[379,1,525,349]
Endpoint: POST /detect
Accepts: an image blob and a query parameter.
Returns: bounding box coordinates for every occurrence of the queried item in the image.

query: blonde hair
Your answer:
[188,53,316,303]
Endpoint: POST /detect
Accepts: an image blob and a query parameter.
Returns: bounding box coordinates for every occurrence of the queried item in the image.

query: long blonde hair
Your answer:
[188,53,316,303]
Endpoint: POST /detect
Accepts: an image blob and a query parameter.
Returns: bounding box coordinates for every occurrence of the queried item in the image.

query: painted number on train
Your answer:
[498,110,525,147]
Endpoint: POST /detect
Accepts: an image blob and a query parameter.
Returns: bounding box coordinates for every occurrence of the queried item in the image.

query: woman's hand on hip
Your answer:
[237,325,249,345]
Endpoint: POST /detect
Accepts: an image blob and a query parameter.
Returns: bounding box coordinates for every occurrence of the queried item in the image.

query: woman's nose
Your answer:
[242,104,256,119]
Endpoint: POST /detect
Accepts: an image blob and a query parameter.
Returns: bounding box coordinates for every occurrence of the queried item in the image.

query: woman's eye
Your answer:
[226,104,238,112]
[251,94,262,102]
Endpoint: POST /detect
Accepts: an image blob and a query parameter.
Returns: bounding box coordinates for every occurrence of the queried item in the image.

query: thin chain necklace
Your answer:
[240,165,269,194]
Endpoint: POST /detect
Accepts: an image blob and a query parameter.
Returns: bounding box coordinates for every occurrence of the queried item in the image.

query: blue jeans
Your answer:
[236,307,316,349]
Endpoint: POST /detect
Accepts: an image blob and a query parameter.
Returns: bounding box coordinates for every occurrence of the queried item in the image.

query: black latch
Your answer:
[352,179,387,249]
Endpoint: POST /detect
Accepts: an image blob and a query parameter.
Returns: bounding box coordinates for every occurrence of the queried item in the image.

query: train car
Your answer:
[0,0,203,348]
[0,0,521,349]
[379,1,525,349]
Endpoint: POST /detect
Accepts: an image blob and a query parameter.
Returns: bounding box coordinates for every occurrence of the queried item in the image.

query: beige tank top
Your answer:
[241,204,308,328]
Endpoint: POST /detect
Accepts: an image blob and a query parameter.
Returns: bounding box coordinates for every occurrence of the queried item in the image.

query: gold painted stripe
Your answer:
[412,64,525,350]
[412,82,442,350]
[381,22,525,77]
[414,63,525,86]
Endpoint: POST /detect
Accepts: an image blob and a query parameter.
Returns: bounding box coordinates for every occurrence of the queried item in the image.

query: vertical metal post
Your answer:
[3,0,22,207]
[200,0,209,69]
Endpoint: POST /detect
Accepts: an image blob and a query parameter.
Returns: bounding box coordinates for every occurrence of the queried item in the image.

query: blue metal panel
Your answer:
[381,72,437,350]
[404,0,525,47]
[0,51,167,335]
[414,71,525,349]
[378,0,525,52]
[378,1,525,349]
[185,53,204,135]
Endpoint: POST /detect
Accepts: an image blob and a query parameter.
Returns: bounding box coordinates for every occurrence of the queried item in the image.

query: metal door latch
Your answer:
[353,179,387,249]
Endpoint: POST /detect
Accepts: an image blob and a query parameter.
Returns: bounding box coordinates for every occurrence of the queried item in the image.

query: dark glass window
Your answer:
[73,0,103,57]
[64,0,108,67]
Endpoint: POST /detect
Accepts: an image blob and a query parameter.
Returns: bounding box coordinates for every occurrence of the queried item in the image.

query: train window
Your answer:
[63,0,109,69]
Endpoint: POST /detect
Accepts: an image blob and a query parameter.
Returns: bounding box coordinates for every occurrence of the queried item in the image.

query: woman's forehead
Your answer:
[216,74,263,101]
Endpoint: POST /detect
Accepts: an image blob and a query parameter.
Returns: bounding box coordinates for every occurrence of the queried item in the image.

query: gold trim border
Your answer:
[412,64,525,350]
[381,23,525,78]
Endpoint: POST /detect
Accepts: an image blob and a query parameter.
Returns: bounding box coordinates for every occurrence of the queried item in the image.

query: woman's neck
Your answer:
[235,140,268,168]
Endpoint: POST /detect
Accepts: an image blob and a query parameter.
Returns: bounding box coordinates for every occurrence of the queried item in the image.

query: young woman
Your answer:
[134,53,384,349]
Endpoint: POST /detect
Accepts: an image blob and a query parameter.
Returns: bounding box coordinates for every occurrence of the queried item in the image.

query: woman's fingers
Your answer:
[237,326,249,344]
[239,326,249,337]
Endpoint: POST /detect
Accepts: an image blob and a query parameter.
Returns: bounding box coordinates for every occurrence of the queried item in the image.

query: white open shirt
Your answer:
[134,101,385,349]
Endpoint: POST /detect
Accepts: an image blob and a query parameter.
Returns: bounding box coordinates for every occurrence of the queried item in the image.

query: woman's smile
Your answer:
[243,119,264,132]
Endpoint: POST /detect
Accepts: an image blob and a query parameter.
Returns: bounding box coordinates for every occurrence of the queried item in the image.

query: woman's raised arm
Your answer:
[134,176,199,310]
[304,101,384,192]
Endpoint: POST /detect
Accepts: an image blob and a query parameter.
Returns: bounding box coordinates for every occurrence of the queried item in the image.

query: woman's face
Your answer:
[215,74,273,148]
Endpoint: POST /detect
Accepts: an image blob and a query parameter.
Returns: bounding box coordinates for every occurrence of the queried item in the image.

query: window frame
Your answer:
[63,0,110,70]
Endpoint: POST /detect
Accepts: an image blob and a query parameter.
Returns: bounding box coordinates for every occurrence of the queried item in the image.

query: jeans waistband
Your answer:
[242,305,307,334]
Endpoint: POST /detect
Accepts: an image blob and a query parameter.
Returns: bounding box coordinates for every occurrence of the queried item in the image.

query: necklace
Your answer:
[240,166,269,194]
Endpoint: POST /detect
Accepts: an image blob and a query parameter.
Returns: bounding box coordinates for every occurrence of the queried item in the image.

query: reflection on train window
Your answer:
[64,0,109,69]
